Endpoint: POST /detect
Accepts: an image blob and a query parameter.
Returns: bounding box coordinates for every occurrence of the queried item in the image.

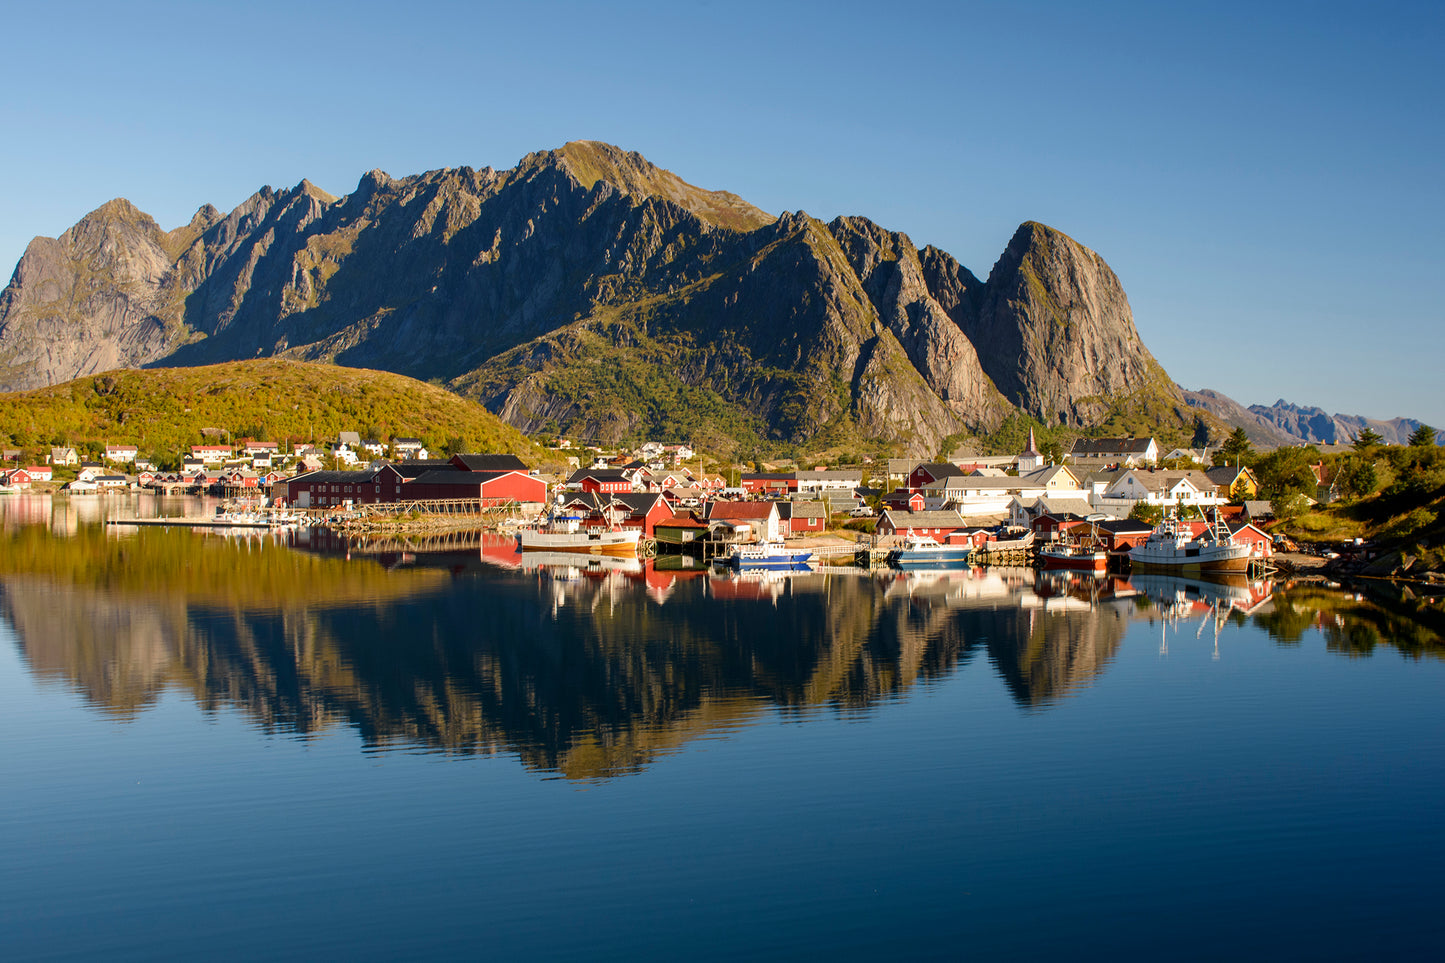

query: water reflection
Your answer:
[1,494,1441,778]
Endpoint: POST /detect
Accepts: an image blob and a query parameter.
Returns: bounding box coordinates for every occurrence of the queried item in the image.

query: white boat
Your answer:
[1038,541,1108,572]
[1128,513,1251,575]
[724,541,816,570]
[518,514,642,557]
[887,532,973,569]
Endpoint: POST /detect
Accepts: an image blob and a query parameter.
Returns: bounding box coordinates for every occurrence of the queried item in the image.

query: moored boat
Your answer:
[518,514,642,557]
[886,532,973,569]
[725,541,816,570]
[1038,542,1108,572]
[1128,513,1251,574]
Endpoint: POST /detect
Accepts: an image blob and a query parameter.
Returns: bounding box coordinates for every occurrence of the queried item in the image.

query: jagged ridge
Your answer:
[0,142,1182,451]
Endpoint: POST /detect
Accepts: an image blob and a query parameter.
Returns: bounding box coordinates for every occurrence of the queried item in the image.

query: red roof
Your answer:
[657,515,707,528]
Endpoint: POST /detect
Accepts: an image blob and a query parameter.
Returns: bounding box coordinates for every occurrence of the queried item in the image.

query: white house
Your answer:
[191,445,232,464]
[926,465,1088,517]
[1091,468,1224,515]
[1068,437,1159,467]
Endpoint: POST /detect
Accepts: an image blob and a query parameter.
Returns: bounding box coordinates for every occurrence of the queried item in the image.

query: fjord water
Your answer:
[3,496,1444,960]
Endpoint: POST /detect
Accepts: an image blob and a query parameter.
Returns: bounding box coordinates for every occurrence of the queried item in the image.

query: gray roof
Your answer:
[912,462,966,480]
[452,454,529,472]
[1070,437,1156,455]
[880,509,967,528]
[286,469,381,485]
[1206,465,1251,486]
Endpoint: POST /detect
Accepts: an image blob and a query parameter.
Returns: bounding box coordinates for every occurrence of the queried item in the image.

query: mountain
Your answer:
[1180,387,1440,447]
[0,141,1183,452]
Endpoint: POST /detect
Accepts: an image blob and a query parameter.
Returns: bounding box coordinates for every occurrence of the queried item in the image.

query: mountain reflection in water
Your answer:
[2,507,1441,779]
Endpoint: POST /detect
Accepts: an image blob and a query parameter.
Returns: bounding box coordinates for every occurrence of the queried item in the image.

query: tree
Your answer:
[1129,502,1163,525]
[1255,445,1319,502]
[1041,440,1064,466]
[1191,415,1211,449]
[1220,426,1252,464]
[1408,424,1438,448]
[1274,491,1312,523]
[1339,460,1378,500]
[1352,427,1384,454]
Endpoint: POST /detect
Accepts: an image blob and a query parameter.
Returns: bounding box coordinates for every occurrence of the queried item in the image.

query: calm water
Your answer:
[2,494,1444,960]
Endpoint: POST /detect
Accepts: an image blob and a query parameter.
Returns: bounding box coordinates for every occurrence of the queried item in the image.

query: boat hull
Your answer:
[519,530,641,557]
[890,554,973,570]
[1127,555,1252,575]
[728,557,815,571]
[725,544,816,570]
[887,548,973,569]
[1039,550,1108,573]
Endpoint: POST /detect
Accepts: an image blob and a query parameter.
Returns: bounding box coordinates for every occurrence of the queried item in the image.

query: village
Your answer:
[0,427,1302,573]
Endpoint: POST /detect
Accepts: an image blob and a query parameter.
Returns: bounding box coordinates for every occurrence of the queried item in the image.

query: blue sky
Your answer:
[3,0,1441,425]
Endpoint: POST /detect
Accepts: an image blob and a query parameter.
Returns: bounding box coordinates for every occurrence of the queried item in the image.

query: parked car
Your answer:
[849,506,875,517]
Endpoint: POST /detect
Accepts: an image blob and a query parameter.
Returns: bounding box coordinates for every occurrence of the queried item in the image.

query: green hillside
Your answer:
[0,359,550,468]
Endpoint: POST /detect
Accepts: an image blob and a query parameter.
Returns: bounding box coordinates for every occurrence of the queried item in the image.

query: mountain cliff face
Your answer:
[0,141,1180,450]
[960,222,1169,426]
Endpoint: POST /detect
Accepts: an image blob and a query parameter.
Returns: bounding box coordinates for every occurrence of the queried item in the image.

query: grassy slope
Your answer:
[0,359,551,466]
[1285,477,1445,573]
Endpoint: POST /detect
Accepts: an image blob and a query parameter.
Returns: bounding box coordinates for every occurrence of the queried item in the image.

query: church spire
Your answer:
[1024,427,1039,455]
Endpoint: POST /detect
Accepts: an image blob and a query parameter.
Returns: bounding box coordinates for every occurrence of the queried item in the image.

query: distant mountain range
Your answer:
[0,141,1188,453]
[1180,387,1440,447]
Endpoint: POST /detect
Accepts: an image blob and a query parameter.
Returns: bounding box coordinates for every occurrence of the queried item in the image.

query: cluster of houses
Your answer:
[868,432,1273,556]
[5,428,1290,560]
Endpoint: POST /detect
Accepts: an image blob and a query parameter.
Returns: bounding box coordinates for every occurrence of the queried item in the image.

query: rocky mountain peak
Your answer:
[295,179,339,204]
[961,220,1171,426]
[523,140,775,233]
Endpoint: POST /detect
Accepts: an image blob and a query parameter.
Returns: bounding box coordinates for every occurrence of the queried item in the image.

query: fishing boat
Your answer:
[517,514,642,557]
[886,532,973,569]
[1128,512,1251,575]
[724,541,816,570]
[1037,541,1108,572]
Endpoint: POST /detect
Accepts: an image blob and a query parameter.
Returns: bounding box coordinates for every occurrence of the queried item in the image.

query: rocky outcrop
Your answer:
[959,221,1171,427]
[0,142,1174,450]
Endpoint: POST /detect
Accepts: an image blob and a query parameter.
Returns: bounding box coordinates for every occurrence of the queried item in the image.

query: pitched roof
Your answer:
[1206,465,1252,487]
[287,469,382,485]
[1021,465,1080,486]
[879,509,967,528]
[567,468,632,484]
[1097,518,1155,534]
[912,462,966,480]
[656,514,707,529]
[409,470,493,486]
[706,501,777,520]
[452,453,529,472]
[611,491,671,513]
[1070,437,1156,455]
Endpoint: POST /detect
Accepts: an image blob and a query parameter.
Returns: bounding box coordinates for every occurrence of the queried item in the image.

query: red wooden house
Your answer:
[875,509,969,540]
[905,462,965,491]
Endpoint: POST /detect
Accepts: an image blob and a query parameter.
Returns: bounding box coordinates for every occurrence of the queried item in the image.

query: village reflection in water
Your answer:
[1,495,1440,780]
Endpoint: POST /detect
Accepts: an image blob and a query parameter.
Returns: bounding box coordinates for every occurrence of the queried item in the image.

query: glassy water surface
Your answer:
[2,494,1443,959]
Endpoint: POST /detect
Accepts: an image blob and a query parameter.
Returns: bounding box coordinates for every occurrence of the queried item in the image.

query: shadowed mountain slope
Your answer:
[0,142,1184,450]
